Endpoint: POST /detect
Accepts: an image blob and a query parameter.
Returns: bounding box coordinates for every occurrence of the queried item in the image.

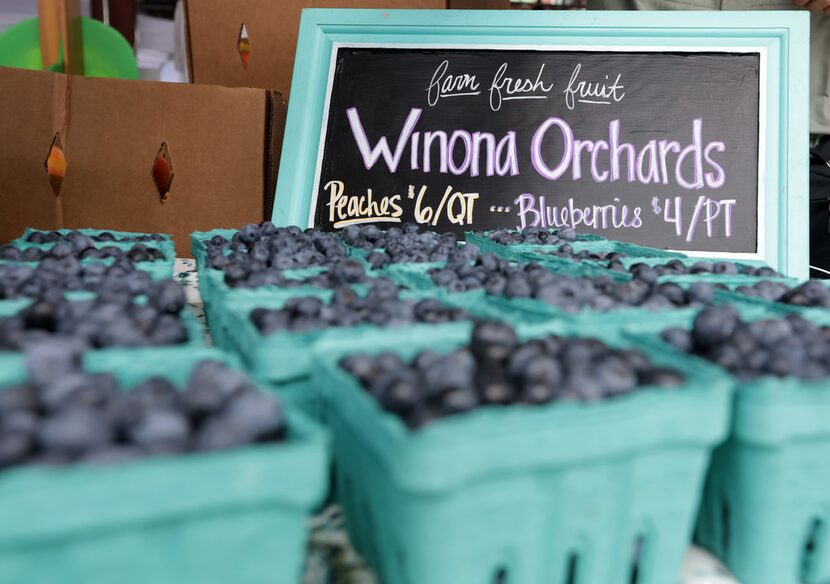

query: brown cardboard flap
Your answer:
[0,68,64,240]
[185,0,446,97]
[0,66,274,255]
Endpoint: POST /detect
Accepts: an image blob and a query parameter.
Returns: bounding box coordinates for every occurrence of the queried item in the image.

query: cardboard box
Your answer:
[185,0,509,97]
[0,66,283,254]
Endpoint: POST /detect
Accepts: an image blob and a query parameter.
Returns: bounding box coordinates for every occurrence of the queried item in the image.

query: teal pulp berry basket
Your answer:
[597,256,794,287]
[626,312,830,584]
[714,279,830,323]
[508,240,685,264]
[312,328,734,584]
[1,241,176,282]
[14,228,172,246]
[0,347,329,584]
[0,257,175,282]
[472,285,778,341]
[190,228,238,269]
[0,297,205,380]
[464,229,605,256]
[197,265,384,351]
[219,290,490,418]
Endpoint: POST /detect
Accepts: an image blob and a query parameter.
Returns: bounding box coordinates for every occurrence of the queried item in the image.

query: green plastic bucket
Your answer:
[313,328,734,584]
[0,17,138,80]
[0,347,329,584]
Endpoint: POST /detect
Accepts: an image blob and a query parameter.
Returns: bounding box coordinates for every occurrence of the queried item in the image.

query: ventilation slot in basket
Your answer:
[564,552,580,584]
[629,535,647,584]
[800,517,825,583]
[721,497,731,554]
[493,566,508,584]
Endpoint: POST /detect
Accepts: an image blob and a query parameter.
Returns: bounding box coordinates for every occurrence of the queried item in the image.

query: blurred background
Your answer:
[0,0,587,85]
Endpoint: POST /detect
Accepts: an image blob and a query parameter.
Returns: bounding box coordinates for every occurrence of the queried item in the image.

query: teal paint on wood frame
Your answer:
[274,9,809,279]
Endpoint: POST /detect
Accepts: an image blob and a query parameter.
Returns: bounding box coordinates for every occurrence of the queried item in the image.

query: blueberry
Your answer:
[520,355,562,388]
[24,339,85,387]
[661,327,693,352]
[193,416,251,451]
[687,282,715,305]
[0,385,38,414]
[127,407,190,452]
[222,390,285,442]
[630,264,659,285]
[0,427,35,469]
[40,372,118,412]
[38,407,114,455]
[238,223,261,245]
[182,361,253,417]
[149,315,188,346]
[2,410,39,434]
[594,356,638,397]
[148,280,185,315]
[377,372,420,414]
[471,321,518,362]
[21,300,59,332]
[423,350,475,396]
[115,377,180,427]
[692,306,740,348]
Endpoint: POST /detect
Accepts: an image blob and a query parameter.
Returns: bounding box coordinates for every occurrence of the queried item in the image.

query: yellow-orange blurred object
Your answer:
[238,23,250,67]
[45,137,66,196]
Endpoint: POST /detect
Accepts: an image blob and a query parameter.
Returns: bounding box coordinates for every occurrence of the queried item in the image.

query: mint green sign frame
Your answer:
[274,9,809,278]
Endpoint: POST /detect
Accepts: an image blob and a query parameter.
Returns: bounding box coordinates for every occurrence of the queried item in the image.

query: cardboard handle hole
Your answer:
[152,141,174,201]
[44,133,66,197]
[238,23,250,67]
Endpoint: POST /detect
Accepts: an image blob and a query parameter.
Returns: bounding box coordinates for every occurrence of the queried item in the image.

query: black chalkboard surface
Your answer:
[314,48,760,253]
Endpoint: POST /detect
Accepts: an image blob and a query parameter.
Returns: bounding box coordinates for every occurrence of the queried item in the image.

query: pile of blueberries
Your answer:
[25,230,167,244]
[0,242,165,263]
[225,258,372,290]
[0,351,285,470]
[430,253,714,313]
[250,280,469,335]
[0,260,155,300]
[480,226,579,246]
[204,222,350,282]
[608,258,780,279]
[340,223,466,268]
[545,244,626,263]
[0,280,190,351]
[661,305,830,381]
[341,321,684,429]
[733,279,830,307]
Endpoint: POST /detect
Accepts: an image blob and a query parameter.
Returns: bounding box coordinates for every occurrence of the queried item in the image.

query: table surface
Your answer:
[173,258,741,584]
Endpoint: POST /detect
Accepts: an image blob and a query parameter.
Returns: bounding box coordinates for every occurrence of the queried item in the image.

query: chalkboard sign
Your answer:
[314,47,759,253]
[275,10,809,275]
